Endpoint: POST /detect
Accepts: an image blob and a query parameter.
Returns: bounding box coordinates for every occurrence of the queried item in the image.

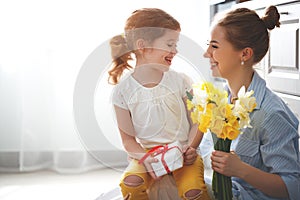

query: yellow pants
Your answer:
[119,155,211,200]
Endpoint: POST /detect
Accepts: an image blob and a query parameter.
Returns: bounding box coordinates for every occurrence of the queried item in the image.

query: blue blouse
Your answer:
[231,72,300,200]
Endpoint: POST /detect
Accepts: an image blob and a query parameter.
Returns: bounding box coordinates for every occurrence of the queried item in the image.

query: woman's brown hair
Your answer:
[108,8,181,85]
[216,5,280,64]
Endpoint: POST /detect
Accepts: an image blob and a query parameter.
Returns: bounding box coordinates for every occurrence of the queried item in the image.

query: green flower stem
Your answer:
[212,138,233,200]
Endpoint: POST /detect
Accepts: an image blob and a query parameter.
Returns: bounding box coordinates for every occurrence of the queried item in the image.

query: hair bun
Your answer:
[261,5,280,30]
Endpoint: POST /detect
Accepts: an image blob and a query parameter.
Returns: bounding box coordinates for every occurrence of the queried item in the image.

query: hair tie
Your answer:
[110,35,130,59]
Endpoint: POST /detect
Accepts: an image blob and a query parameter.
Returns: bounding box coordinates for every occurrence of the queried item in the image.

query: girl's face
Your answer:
[143,30,179,69]
[204,25,242,79]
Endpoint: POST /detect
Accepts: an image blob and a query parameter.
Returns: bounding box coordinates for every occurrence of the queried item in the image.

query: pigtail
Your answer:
[108,35,133,85]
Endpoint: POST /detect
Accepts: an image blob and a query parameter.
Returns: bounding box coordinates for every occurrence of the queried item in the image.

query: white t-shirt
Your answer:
[112,70,192,148]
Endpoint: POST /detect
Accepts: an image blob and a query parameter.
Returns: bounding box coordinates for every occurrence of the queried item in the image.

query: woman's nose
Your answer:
[203,50,210,58]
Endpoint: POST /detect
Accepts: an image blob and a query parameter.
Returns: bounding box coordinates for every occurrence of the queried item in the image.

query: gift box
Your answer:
[150,141,183,177]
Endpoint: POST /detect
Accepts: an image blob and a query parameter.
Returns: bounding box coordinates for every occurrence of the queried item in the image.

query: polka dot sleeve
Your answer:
[111,86,128,110]
[179,72,193,98]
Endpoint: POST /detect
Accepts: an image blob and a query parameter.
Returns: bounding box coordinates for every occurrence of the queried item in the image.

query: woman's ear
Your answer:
[241,47,253,62]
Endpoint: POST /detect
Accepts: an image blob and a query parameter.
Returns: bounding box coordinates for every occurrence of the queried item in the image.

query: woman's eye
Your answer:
[206,42,218,49]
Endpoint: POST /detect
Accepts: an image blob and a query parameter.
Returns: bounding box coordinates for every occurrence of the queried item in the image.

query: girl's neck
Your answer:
[132,64,166,88]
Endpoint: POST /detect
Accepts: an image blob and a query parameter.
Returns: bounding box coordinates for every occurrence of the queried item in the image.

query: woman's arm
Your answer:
[211,151,289,198]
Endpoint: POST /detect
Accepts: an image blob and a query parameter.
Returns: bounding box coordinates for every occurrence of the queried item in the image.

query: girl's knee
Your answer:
[123,175,144,187]
[184,189,203,200]
[120,175,148,200]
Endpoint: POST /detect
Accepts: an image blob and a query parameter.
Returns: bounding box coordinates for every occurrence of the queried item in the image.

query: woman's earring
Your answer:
[241,60,244,65]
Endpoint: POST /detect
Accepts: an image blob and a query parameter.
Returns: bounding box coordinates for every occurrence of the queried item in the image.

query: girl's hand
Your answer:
[142,156,160,180]
[211,150,243,177]
[182,145,197,165]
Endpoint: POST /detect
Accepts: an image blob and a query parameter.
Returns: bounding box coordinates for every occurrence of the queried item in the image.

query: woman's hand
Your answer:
[182,145,197,165]
[211,150,290,198]
[211,150,244,177]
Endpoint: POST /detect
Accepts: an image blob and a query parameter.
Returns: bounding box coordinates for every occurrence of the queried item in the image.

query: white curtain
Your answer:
[0,0,210,173]
[0,34,128,173]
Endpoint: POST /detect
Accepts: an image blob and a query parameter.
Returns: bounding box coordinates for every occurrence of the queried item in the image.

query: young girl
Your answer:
[108,8,210,200]
[204,6,300,199]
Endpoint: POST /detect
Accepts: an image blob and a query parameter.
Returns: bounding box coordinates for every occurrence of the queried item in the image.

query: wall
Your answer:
[0,0,211,154]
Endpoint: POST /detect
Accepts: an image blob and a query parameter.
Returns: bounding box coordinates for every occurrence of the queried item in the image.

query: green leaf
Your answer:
[212,138,233,200]
[186,91,193,101]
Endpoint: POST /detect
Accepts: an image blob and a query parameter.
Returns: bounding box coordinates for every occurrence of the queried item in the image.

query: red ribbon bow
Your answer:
[138,144,182,174]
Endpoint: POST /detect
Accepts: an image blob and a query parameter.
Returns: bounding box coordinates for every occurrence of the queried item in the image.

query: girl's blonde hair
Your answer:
[108,8,181,85]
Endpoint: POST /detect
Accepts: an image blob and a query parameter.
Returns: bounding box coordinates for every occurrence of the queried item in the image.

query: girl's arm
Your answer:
[114,105,145,160]
[188,124,203,149]
[183,95,203,149]
[114,105,158,179]
[182,95,204,165]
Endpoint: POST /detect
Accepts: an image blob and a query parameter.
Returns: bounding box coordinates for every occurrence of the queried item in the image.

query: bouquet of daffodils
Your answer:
[186,82,256,200]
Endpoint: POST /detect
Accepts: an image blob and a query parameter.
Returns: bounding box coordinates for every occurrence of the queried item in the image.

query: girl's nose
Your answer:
[171,47,178,54]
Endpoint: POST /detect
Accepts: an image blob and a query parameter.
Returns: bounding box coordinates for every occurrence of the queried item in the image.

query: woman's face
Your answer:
[204,25,242,79]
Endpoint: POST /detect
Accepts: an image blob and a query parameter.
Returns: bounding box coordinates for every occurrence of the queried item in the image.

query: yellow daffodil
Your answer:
[199,114,211,133]
[186,99,194,111]
[186,81,256,140]
[186,82,257,200]
[237,86,257,112]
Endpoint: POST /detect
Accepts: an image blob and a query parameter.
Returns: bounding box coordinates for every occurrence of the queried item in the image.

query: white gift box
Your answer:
[150,141,183,177]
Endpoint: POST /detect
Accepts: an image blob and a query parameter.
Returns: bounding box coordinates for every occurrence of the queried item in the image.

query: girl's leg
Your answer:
[173,155,211,200]
[119,159,151,200]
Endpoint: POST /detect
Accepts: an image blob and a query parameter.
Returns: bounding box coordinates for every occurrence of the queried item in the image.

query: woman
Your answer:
[204,6,300,200]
